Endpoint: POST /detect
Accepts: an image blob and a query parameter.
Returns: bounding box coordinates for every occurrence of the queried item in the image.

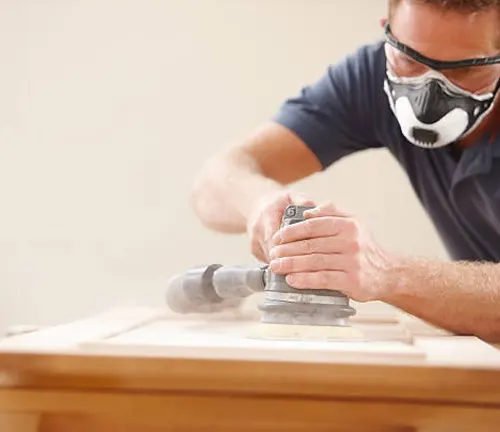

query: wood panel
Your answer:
[1,306,500,403]
[38,414,415,432]
[0,303,455,364]
[0,413,40,432]
[1,389,500,432]
[0,304,500,431]
[1,350,500,405]
[79,318,426,363]
[0,307,165,351]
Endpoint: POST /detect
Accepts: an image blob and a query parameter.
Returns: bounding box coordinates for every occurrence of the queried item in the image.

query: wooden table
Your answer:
[0,300,500,431]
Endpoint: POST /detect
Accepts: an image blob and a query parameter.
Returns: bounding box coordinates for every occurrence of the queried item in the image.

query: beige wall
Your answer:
[0,0,447,331]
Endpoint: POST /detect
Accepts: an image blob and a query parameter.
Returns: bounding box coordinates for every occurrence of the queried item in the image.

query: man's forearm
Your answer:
[190,149,283,233]
[383,256,500,342]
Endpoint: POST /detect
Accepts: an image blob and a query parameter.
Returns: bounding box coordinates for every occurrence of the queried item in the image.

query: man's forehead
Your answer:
[384,23,500,70]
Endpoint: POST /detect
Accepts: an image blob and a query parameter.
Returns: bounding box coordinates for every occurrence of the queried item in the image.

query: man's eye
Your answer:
[400,56,415,65]
[401,56,425,71]
[447,67,482,79]
[457,67,475,74]
[447,69,469,77]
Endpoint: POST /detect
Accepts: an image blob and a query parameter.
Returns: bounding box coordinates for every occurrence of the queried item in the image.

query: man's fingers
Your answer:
[272,216,352,245]
[247,190,318,263]
[269,237,351,258]
[270,254,350,274]
[285,271,348,290]
[262,214,283,259]
[250,238,267,263]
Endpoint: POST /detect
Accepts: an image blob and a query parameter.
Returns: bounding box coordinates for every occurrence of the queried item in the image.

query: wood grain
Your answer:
[0,413,40,432]
[1,350,500,405]
[38,414,415,432]
[2,389,500,432]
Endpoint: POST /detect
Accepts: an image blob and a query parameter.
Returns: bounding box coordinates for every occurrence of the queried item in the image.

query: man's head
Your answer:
[383,0,500,148]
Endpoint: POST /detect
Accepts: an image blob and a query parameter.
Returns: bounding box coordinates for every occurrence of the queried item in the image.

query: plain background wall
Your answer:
[0,0,448,331]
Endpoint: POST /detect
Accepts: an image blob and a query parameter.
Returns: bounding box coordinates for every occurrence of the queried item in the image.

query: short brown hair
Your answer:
[389,0,500,12]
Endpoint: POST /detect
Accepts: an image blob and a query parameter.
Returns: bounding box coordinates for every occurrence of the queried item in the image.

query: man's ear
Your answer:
[379,18,388,28]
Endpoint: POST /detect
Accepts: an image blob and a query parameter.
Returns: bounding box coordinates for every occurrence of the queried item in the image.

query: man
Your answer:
[190,0,500,341]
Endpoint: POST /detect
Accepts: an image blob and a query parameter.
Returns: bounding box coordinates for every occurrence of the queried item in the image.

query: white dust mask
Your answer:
[384,68,500,149]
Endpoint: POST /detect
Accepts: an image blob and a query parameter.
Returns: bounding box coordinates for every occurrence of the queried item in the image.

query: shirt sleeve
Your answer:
[272,42,385,170]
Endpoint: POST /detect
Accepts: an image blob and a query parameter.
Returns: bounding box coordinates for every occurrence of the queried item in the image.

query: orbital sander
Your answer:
[166,205,363,340]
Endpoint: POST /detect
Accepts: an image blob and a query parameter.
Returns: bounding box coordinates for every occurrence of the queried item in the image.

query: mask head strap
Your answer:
[384,23,500,71]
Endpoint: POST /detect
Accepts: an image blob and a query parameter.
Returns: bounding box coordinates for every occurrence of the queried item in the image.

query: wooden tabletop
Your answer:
[0,302,499,431]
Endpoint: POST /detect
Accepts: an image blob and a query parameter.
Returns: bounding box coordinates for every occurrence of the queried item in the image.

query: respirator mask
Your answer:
[383,23,500,149]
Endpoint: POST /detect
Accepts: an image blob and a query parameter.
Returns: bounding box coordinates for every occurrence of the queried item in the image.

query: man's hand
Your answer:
[246,191,316,263]
[262,201,500,342]
[268,202,393,302]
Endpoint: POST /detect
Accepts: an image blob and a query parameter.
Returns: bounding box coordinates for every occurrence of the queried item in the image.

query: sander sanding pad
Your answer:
[247,322,365,342]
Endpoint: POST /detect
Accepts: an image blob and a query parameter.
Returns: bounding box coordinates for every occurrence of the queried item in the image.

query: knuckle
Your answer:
[326,217,340,235]
[348,271,361,288]
[349,255,361,272]
[322,202,336,213]
[303,219,315,237]
[349,239,361,253]
[304,239,316,254]
[318,272,331,287]
[271,245,283,258]
[338,218,352,233]
[283,257,295,272]
[318,254,330,269]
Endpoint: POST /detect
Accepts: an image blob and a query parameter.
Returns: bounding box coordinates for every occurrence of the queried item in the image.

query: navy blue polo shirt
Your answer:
[273,40,500,262]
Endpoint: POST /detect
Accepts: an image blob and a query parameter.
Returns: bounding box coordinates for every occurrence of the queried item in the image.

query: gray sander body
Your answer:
[166,205,356,327]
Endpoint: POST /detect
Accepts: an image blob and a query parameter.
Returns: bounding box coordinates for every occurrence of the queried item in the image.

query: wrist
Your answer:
[377,252,415,303]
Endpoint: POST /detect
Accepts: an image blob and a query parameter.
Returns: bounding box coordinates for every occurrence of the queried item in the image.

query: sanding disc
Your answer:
[247,322,365,342]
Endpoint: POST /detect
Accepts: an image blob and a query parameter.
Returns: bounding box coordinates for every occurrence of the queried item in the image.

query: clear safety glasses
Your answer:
[383,23,500,94]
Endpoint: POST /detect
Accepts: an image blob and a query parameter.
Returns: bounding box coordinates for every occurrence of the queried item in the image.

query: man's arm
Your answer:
[190,45,385,261]
[386,256,500,342]
[189,121,322,233]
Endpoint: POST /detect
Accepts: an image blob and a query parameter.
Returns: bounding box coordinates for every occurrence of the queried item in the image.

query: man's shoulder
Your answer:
[327,40,386,88]
[322,39,392,127]
[349,39,386,62]
[271,39,399,170]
